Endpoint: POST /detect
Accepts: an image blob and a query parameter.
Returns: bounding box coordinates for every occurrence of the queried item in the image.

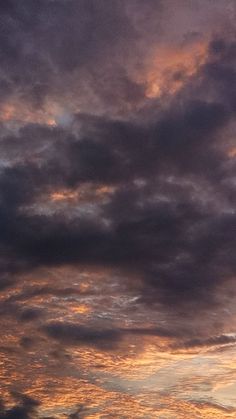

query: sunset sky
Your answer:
[0,1,236,418]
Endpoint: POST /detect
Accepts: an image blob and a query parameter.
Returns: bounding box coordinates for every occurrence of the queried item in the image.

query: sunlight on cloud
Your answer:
[142,41,208,98]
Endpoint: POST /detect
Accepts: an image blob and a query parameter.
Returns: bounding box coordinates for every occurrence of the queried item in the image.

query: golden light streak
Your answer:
[50,190,79,202]
[95,185,114,196]
[49,184,115,203]
[69,304,91,315]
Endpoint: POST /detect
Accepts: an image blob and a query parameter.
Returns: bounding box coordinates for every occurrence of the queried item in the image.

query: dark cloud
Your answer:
[43,321,236,357]
[205,38,236,111]
[0,394,39,419]
[0,3,234,318]
[176,334,236,350]
[43,322,122,350]
[0,0,160,113]
[43,321,193,349]
[68,405,84,418]
[1,0,232,117]
[19,308,42,322]
[0,277,16,291]
[19,336,35,350]
[0,86,235,311]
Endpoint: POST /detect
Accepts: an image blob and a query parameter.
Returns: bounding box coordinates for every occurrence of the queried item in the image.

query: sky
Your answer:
[0,0,236,418]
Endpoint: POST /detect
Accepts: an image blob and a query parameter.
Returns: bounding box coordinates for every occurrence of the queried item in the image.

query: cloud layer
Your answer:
[0,1,235,417]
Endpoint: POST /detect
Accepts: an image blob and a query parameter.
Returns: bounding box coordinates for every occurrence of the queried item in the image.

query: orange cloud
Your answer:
[0,98,59,126]
[50,190,79,202]
[140,41,208,99]
[49,184,115,203]
[228,147,236,158]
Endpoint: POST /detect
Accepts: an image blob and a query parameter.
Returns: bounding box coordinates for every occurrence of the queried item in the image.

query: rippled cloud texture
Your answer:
[0,0,236,417]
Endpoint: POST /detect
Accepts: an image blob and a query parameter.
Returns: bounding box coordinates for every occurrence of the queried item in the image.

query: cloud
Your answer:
[43,321,194,350]
[0,59,235,312]
[43,322,123,350]
[0,394,39,419]
[0,2,236,418]
[174,334,236,350]
[0,4,234,320]
[0,0,233,120]
[0,0,160,117]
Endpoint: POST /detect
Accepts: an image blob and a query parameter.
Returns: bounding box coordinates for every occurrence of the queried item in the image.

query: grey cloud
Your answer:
[0,5,235,318]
